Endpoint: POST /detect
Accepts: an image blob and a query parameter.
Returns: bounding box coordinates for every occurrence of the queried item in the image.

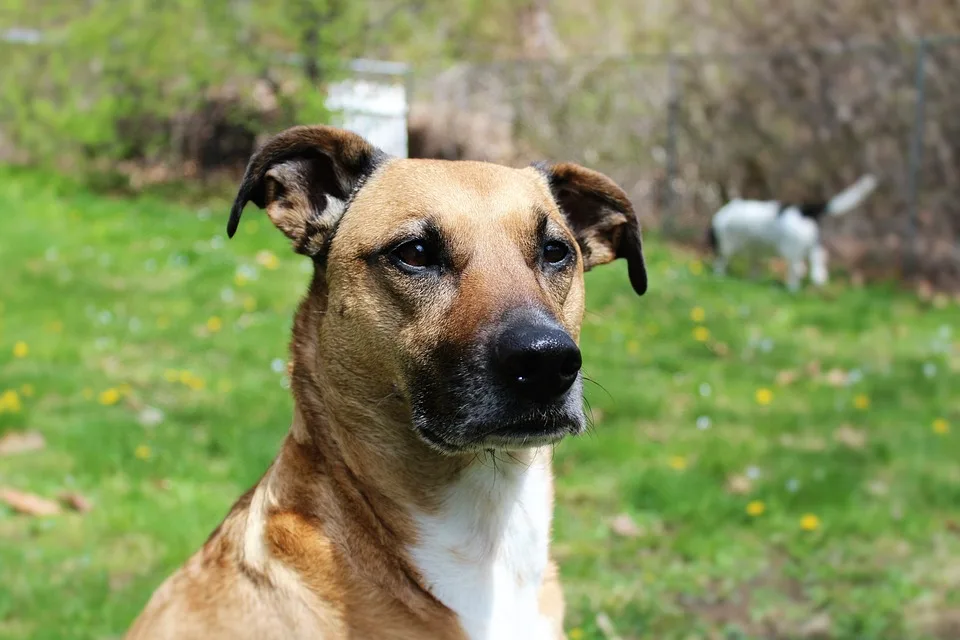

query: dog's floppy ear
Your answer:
[228,125,387,258]
[535,162,647,296]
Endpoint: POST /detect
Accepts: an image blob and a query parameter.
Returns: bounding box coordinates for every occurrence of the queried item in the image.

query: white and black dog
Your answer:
[707,174,878,291]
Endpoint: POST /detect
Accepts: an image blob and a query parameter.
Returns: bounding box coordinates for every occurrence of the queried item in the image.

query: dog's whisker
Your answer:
[581,373,613,401]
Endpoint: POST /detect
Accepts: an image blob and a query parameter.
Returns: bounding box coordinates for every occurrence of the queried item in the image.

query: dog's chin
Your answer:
[413,408,586,455]
[478,414,585,450]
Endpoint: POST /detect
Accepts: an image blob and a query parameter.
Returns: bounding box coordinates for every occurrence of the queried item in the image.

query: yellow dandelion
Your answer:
[853,394,870,410]
[46,320,64,334]
[746,500,766,517]
[186,376,206,391]
[755,388,773,406]
[668,455,688,471]
[234,273,248,287]
[99,388,121,406]
[134,444,152,460]
[689,260,704,275]
[118,383,133,397]
[156,316,171,329]
[242,296,257,312]
[693,326,710,342]
[206,316,223,333]
[800,514,821,532]
[179,370,194,385]
[626,340,640,355]
[13,341,29,358]
[933,418,950,435]
[0,389,22,413]
[690,306,706,323]
[163,369,179,382]
[20,384,35,397]
[569,629,585,640]
[217,379,234,394]
[256,250,280,270]
[82,387,94,400]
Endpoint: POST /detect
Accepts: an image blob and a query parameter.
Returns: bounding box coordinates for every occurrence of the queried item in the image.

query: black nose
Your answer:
[494,321,582,401]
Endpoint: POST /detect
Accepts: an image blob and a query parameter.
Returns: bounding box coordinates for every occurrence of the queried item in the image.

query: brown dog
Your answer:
[125,125,647,640]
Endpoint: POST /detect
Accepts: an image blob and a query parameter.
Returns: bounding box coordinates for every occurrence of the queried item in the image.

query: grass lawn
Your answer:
[1,167,959,640]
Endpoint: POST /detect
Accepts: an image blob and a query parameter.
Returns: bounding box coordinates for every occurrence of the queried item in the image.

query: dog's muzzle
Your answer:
[410,310,586,453]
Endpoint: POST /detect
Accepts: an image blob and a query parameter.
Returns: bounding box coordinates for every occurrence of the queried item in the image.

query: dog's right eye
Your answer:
[390,239,437,272]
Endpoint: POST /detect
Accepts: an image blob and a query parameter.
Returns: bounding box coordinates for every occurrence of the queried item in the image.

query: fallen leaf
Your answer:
[0,487,61,516]
[711,342,730,357]
[58,491,94,513]
[833,425,867,450]
[776,369,798,386]
[595,612,623,640]
[0,430,45,456]
[825,368,848,387]
[642,425,667,442]
[608,513,643,538]
[799,612,833,638]
[725,474,753,495]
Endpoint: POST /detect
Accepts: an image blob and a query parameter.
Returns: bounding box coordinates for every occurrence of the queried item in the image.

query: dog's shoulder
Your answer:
[125,522,335,640]
[126,475,349,640]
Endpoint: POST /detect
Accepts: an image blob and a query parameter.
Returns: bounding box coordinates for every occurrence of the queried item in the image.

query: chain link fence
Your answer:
[409,36,960,290]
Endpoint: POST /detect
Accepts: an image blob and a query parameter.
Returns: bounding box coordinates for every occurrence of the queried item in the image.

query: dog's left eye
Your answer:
[542,241,571,265]
[391,239,437,271]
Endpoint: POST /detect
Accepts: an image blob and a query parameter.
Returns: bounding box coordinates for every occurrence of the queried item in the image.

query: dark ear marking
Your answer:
[534,161,647,296]
[228,125,386,258]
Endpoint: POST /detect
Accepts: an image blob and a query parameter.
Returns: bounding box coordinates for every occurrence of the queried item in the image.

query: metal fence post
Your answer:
[905,38,928,273]
[663,53,679,237]
[404,66,416,158]
[511,61,524,144]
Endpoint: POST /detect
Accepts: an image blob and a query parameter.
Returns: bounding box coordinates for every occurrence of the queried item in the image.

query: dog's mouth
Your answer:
[480,416,584,449]
[413,405,586,454]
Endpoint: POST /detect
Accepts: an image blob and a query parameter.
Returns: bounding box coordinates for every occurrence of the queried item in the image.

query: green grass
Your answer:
[1,167,958,640]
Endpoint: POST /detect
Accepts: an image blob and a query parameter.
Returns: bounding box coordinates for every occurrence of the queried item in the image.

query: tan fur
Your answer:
[127,126,643,640]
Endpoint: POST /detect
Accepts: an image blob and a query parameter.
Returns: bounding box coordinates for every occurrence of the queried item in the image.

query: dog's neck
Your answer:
[407,448,556,639]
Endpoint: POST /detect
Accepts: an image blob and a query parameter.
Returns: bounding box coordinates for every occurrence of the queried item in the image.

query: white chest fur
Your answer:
[410,451,556,640]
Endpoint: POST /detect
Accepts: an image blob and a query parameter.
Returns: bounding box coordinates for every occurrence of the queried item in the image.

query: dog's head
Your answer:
[229,126,646,454]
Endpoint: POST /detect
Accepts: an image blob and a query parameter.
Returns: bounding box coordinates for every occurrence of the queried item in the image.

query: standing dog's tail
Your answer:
[825,174,878,216]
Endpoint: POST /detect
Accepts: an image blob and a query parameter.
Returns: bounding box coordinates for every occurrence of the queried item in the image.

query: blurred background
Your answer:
[1,2,959,639]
